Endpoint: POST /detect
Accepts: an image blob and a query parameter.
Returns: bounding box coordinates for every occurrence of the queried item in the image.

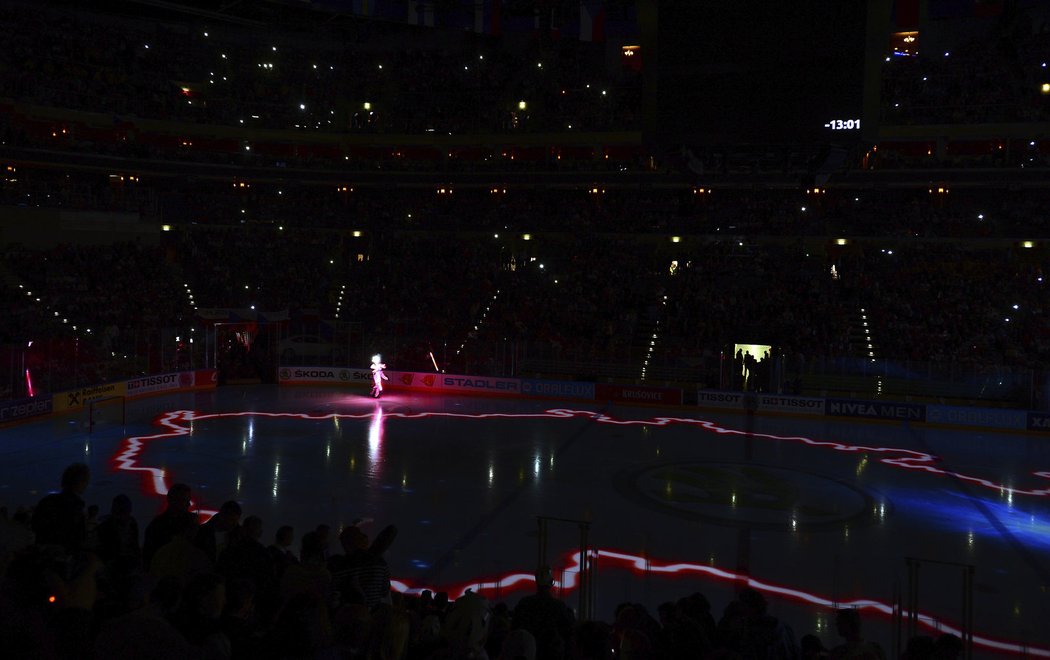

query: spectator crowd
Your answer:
[0,0,638,137]
[2,175,1049,398]
[0,461,968,659]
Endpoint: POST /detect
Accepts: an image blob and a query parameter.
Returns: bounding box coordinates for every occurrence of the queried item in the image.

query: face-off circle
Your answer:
[617,461,876,531]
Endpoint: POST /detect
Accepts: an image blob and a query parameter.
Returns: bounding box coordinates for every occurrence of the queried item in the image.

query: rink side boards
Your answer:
[275,366,1046,433]
[2,367,1041,433]
[0,369,218,425]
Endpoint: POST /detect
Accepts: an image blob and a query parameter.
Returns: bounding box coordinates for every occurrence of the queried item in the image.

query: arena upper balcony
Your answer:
[869,0,1050,170]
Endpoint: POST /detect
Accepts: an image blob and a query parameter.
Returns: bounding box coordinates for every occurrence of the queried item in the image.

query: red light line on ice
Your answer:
[107,407,1050,657]
[392,549,1048,658]
[110,410,217,518]
[114,407,1050,510]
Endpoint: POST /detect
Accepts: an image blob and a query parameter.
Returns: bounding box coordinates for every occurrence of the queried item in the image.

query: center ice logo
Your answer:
[618,461,872,531]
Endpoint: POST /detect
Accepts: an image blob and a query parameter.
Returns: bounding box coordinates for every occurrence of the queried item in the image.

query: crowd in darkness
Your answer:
[0,2,1046,655]
[0,1,638,136]
[2,175,1050,396]
[880,8,1050,125]
[0,0,1049,392]
[0,461,969,659]
[8,169,1050,237]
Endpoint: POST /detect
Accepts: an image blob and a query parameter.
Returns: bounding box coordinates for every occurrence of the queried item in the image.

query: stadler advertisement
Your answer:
[437,375,521,395]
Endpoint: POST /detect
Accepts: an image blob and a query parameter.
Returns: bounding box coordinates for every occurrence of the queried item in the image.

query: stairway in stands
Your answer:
[846,306,884,397]
[633,293,668,383]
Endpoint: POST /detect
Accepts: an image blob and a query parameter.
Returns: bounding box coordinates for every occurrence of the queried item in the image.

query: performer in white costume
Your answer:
[370,354,388,398]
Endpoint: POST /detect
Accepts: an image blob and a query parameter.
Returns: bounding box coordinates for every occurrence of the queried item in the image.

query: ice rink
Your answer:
[2,385,1049,658]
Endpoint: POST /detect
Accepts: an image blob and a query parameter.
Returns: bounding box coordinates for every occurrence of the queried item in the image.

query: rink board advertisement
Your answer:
[388,371,520,395]
[825,398,926,422]
[0,395,53,423]
[390,371,442,391]
[126,372,192,398]
[277,367,372,385]
[56,369,219,412]
[1028,412,1050,432]
[595,383,683,406]
[926,404,1027,431]
[696,391,824,414]
[755,394,826,413]
[520,379,595,400]
[54,382,127,413]
[438,375,522,395]
[390,372,671,403]
[268,366,1050,433]
[194,369,220,388]
[126,369,218,398]
[696,391,746,409]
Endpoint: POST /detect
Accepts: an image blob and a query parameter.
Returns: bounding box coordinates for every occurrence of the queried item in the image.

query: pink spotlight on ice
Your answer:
[370,354,388,398]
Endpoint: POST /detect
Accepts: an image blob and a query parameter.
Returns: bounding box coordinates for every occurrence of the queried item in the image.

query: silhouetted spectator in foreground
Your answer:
[95,493,140,570]
[220,578,265,660]
[93,573,195,660]
[218,515,273,594]
[32,462,91,556]
[932,633,963,660]
[280,530,332,604]
[829,608,885,660]
[195,499,242,565]
[901,635,935,660]
[656,598,712,659]
[802,633,829,660]
[718,587,798,660]
[512,566,574,660]
[142,483,197,570]
[149,512,212,586]
[268,524,298,581]
[173,572,229,658]
[499,628,536,660]
[569,620,613,660]
[329,523,398,609]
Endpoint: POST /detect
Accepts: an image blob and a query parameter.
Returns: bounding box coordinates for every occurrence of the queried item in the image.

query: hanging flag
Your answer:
[472,0,501,34]
[894,0,919,28]
[439,1,473,30]
[371,0,407,22]
[407,0,434,26]
[974,0,1004,17]
[503,1,538,34]
[580,0,605,42]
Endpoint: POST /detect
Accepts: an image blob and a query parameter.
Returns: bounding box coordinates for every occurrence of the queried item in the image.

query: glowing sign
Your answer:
[824,119,861,130]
